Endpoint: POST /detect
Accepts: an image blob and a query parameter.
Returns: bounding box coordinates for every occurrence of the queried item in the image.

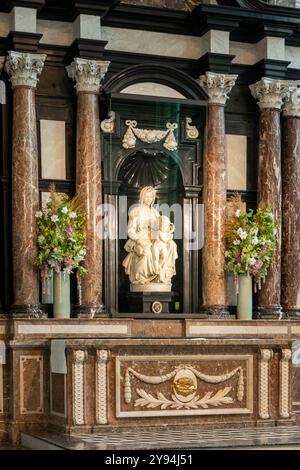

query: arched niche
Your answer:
[116,148,184,314]
[102,65,206,316]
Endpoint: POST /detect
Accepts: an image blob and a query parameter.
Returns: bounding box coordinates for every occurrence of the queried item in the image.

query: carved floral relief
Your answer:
[116,355,254,418]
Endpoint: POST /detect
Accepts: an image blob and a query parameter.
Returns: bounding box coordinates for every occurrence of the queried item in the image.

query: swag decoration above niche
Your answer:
[122,120,178,152]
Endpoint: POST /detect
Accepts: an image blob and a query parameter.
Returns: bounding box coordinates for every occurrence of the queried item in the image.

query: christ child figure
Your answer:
[152,215,175,275]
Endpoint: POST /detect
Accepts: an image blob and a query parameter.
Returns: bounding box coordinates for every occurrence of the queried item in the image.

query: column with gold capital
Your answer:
[250,78,290,318]
[66,58,110,317]
[199,72,237,316]
[281,87,300,318]
[5,51,46,317]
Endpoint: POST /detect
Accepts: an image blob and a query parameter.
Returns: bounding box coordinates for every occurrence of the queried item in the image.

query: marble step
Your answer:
[20,425,300,450]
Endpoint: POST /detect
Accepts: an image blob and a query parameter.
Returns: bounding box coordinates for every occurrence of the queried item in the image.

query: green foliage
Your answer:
[36,192,87,278]
[225,206,278,285]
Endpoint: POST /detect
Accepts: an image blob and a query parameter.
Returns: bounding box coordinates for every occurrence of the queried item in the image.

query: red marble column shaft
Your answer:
[12,87,40,307]
[202,104,227,312]
[257,108,282,314]
[76,92,103,310]
[281,115,300,316]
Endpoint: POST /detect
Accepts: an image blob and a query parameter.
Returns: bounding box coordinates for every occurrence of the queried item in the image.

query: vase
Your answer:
[53,272,70,318]
[41,269,53,304]
[237,274,252,320]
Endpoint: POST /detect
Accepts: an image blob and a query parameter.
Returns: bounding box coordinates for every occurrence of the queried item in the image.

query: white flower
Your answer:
[237,227,247,240]
[51,215,59,222]
[249,257,256,266]
[273,228,277,236]
[61,206,68,214]
[35,211,43,218]
[38,235,45,243]
[69,212,77,218]
[233,239,241,245]
[235,209,241,217]
[268,212,274,221]
[53,247,59,253]
[251,236,259,245]
[225,251,230,257]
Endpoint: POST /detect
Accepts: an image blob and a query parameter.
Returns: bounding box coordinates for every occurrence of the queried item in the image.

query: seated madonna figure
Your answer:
[122,186,177,291]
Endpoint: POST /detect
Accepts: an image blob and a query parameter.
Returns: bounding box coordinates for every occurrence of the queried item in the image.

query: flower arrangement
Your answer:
[36,185,87,286]
[225,195,278,291]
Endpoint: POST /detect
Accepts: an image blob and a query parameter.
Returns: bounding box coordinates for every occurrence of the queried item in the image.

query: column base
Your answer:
[200,304,232,318]
[73,304,108,319]
[10,304,46,319]
[255,305,283,320]
[283,307,300,319]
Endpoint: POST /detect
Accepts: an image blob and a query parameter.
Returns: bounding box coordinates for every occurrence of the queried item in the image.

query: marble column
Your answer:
[281,88,300,318]
[199,72,237,316]
[0,57,5,105]
[0,57,4,311]
[250,78,290,318]
[67,58,110,317]
[5,51,46,317]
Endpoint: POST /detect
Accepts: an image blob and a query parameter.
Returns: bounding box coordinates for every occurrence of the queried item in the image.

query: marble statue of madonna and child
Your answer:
[122,186,178,292]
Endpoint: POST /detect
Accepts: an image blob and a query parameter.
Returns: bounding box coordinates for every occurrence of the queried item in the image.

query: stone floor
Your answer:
[20,425,300,450]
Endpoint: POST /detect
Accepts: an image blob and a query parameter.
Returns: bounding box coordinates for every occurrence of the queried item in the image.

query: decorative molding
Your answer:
[100,111,116,133]
[20,355,44,415]
[122,120,178,151]
[0,365,3,414]
[72,349,86,425]
[66,58,110,94]
[5,51,46,89]
[198,72,237,105]
[96,349,108,425]
[283,88,300,117]
[279,348,292,419]
[249,77,291,110]
[185,117,199,140]
[259,349,272,420]
[124,364,244,409]
[116,354,253,418]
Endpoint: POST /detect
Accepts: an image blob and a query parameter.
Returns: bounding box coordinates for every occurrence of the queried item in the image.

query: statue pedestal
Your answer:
[127,291,176,314]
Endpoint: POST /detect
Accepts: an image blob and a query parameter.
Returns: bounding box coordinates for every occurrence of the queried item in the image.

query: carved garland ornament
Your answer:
[96,350,108,425]
[122,120,178,152]
[124,364,244,410]
[259,349,272,419]
[279,348,291,419]
[73,350,86,425]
